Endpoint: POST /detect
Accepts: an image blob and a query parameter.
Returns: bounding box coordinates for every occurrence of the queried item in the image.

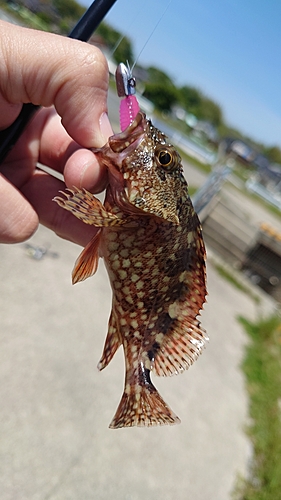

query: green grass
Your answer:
[188,186,198,198]
[235,314,281,500]
[0,2,49,30]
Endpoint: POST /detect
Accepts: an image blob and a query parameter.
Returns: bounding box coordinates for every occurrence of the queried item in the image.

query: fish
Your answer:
[54,111,207,429]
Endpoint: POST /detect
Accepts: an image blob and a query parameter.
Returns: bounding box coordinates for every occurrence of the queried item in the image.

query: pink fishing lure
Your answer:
[115,62,140,131]
[119,95,140,131]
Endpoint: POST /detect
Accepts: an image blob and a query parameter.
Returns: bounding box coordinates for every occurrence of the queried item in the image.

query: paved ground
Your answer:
[0,222,275,500]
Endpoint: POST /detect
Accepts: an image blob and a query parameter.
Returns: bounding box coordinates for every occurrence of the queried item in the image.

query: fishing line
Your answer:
[108,0,147,60]
[131,0,173,72]
[109,0,173,72]
[108,2,146,60]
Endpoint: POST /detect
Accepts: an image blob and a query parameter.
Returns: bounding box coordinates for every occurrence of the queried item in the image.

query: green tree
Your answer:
[143,66,179,112]
[177,85,223,126]
[197,97,223,127]
[263,146,281,164]
[146,66,174,87]
[143,82,179,112]
[96,22,133,64]
[178,85,202,113]
[96,22,120,48]
[114,36,133,65]
[53,0,85,20]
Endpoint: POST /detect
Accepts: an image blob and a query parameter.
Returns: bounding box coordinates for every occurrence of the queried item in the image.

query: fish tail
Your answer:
[109,369,180,429]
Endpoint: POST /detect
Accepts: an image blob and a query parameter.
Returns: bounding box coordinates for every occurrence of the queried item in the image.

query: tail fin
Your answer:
[109,384,180,429]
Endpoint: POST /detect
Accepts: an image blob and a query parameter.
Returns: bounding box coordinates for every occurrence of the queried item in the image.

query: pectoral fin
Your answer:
[53,187,122,227]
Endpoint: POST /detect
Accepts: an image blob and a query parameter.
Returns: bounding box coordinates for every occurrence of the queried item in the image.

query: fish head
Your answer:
[92,112,187,224]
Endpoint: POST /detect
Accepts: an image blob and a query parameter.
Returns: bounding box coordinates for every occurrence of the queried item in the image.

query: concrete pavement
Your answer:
[0,223,275,500]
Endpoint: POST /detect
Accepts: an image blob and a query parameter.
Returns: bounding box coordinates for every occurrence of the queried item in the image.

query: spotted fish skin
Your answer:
[54,112,207,429]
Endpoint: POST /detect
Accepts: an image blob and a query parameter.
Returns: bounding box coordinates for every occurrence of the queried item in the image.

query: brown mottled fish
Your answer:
[54,111,207,429]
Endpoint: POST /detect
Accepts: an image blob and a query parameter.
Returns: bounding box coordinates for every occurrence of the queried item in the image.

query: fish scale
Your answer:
[54,111,207,428]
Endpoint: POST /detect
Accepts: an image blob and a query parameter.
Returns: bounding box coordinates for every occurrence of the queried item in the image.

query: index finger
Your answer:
[0,21,109,148]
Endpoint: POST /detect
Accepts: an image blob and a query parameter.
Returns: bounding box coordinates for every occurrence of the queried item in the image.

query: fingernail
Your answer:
[80,160,108,193]
[99,112,113,144]
[80,161,96,189]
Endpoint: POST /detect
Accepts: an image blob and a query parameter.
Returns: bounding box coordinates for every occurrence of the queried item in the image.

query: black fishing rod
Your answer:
[0,0,118,164]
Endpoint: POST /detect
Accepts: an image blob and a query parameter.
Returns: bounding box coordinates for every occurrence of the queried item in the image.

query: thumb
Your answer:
[0,21,110,147]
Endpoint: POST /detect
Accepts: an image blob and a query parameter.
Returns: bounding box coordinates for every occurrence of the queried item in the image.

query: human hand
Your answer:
[0,20,113,245]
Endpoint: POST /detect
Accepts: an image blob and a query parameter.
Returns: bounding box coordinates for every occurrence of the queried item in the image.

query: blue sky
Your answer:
[81,0,281,147]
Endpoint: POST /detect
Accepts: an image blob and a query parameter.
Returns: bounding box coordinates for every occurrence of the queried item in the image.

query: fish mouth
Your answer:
[108,111,146,154]
[91,111,147,191]
[90,112,148,215]
[91,111,146,178]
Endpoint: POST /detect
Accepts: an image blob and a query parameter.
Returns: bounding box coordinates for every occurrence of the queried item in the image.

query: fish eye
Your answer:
[155,145,180,171]
[158,150,172,166]
[156,148,173,168]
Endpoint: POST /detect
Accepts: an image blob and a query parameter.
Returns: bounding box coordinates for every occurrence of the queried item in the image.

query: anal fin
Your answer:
[97,311,122,371]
